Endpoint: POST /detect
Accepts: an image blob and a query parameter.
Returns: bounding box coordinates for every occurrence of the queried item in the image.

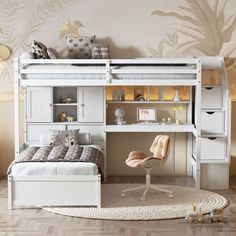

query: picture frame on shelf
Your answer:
[137,107,157,123]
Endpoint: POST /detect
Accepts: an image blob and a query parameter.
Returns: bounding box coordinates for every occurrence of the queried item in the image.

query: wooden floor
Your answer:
[1,176,236,236]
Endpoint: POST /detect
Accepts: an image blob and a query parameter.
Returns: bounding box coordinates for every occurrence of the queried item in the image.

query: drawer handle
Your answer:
[208,137,217,140]
[206,112,215,115]
[205,87,213,90]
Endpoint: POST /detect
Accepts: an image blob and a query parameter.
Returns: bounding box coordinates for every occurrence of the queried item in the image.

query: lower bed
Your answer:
[8,143,102,209]
[11,162,98,176]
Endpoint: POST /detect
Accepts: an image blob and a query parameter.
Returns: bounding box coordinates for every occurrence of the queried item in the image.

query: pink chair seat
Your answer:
[125,151,162,168]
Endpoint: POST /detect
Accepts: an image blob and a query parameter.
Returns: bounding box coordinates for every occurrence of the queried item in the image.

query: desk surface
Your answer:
[105,124,195,133]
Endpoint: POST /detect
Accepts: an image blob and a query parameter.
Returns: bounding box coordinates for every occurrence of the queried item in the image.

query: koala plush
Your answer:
[66,35,95,59]
[50,129,80,147]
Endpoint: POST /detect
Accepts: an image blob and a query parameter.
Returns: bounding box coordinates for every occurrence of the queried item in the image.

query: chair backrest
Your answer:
[150,135,170,163]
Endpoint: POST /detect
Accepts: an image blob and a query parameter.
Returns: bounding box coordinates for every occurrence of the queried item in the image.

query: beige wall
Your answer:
[1,0,236,176]
[0,102,24,176]
[230,102,236,175]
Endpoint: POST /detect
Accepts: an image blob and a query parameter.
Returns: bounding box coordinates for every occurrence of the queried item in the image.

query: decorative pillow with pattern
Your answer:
[91,44,109,59]
[31,40,50,59]
[47,146,68,160]
[64,145,83,161]
[50,129,80,147]
[17,146,40,161]
[32,146,53,161]
[66,35,95,59]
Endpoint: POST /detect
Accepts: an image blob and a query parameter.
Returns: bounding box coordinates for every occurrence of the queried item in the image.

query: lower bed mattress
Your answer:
[11,162,98,176]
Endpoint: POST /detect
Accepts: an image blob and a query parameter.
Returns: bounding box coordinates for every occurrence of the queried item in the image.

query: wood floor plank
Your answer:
[1,177,236,236]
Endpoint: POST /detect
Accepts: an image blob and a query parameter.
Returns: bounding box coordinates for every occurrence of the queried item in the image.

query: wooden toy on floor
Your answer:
[185,206,224,223]
[185,205,204,223]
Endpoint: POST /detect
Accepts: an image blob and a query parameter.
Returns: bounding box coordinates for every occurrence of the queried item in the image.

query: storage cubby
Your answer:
[106,103,186,125]
[202,69,222,86]
[106,86,190,102]
[53,105,77,122]
[53,87,78,122]
[53,87,77,104]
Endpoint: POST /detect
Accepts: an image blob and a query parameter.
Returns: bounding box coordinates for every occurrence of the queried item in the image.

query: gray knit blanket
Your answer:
[8,145,104,178]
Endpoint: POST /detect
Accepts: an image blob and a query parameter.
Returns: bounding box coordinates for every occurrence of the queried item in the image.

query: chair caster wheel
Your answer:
[169,193,173,198]
[121,193,125,198]
[140,196,146,201]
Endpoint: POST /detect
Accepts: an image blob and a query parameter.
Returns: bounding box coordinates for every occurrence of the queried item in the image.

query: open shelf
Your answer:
[53,103,78,106]
[106,100,190,104]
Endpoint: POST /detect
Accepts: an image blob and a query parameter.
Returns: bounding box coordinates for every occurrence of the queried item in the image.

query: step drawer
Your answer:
[201,87,222,109]
[201,111,224,133]
[201,137,226,160]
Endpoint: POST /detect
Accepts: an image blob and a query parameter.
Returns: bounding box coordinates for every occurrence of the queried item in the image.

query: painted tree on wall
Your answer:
[150,0,236,99]
[0,0,77,100]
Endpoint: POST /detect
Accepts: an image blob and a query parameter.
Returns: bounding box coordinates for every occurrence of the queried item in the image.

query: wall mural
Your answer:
[0,0,236,101]
[0,0,77,100]
[150,0,236,99]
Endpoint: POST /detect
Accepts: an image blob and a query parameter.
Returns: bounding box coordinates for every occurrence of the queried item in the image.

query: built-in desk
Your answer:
[105,124,195,133]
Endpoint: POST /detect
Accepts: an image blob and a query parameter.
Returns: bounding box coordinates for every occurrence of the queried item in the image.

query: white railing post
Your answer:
[195,58,202,189]
[14,58,20,159]
[105,59,111,83]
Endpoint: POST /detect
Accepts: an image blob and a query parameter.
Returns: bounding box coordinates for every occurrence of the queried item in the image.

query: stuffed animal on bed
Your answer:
[31,40,58,59]
[32,40,50,59]
[66,35,95,59]
[50,129,80,147]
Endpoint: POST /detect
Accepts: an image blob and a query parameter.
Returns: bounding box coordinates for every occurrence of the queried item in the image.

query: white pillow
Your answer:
[39,133,52,145]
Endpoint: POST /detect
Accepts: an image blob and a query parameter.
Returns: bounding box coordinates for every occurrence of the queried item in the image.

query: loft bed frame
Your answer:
[10,57,228,209]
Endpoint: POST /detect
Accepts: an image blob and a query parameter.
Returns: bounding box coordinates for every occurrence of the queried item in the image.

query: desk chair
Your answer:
[121,135,173,201]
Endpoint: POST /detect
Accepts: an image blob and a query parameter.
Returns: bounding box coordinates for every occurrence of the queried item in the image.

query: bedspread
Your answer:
[8,145,104,178]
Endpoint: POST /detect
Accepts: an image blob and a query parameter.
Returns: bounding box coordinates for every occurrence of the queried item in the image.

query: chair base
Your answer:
[121,167,174,201]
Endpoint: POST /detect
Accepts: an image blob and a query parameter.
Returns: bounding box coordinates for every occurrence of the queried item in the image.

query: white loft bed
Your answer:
[10,57,203,209]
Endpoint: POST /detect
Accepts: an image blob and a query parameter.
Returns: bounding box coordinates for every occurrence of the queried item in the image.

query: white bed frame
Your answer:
[8,175,101,208]
[9,57,231,209]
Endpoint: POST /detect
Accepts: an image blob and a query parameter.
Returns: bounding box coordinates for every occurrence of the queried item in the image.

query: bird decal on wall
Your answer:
[60,19,84,38]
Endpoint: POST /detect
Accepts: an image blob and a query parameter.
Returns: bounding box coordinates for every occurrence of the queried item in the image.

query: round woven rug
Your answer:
[43,184,228,220]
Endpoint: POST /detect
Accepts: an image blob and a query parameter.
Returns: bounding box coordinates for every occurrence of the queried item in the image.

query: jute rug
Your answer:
[43,184,228,220]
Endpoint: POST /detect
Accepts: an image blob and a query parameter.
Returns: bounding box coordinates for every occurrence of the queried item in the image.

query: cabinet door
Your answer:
[78,87,104,122]
[26,87,52,122]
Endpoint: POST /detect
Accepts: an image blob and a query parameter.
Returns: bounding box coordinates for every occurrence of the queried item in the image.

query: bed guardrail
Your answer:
[18,58,200,86]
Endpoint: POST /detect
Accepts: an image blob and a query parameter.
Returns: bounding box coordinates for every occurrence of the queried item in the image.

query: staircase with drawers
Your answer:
[192,57,231,189]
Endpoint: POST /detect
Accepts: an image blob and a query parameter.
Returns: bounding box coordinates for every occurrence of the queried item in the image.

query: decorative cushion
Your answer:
[51,129,80,147]
[20,52,34,59]
[47,146,68,160]
[91,44,109,59]
[66,35,95,59]
[32,146,53,160]
[17,146,39,161]
[64,145,83,161]
[31,40,50,59]
[47,48,58,59]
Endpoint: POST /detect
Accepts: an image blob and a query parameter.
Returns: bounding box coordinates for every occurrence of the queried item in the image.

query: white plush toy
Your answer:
[114,107,126,125]
[20,52,34,59]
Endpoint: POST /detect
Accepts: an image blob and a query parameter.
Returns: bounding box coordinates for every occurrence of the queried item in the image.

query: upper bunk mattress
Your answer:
[20,64,196,80]
[11,162,98,176]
